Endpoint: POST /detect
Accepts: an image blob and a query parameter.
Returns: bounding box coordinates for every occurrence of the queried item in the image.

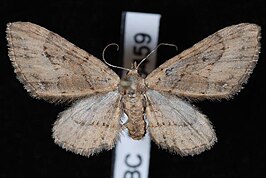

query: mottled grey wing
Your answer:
[145,89,217,156]
[145,23,261,100]
[6,22,120,102]
[53,91,122,157]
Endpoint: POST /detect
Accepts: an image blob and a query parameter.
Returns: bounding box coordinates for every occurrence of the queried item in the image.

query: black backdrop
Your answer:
[1,0,265,177]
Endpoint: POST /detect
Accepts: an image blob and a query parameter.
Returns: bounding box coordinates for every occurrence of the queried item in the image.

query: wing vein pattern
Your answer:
[145,23,261,99]
[146,90,217,156]
[52,91,122,157]
[6,22,119,102]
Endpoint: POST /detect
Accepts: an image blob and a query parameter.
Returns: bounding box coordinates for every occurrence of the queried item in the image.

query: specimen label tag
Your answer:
[112,11,161,178]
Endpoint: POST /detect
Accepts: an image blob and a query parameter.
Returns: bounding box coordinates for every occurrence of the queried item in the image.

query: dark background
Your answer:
[0,0,265,177]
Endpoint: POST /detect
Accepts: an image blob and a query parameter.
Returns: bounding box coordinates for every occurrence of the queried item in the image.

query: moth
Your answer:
[6,22,261,157]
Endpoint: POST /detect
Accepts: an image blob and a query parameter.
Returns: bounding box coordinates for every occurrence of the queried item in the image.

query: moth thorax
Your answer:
[119,70,146,94]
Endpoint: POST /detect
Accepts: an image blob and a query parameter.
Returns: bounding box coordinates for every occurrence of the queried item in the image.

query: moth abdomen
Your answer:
[120,69,147,140]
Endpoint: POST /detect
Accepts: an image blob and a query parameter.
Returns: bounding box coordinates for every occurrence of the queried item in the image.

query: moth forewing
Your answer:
[145,23,261,100]
[6,22,120,102]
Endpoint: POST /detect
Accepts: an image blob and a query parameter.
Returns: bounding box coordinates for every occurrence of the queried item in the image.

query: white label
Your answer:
[121,11,161,76]
[112,11,161,178]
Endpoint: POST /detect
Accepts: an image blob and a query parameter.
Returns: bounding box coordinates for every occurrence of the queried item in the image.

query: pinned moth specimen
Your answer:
[6,22,261,157]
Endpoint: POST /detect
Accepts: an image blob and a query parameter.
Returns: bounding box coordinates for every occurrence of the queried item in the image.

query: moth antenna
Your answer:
[102,43,131,72]
[136,43,178,70]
